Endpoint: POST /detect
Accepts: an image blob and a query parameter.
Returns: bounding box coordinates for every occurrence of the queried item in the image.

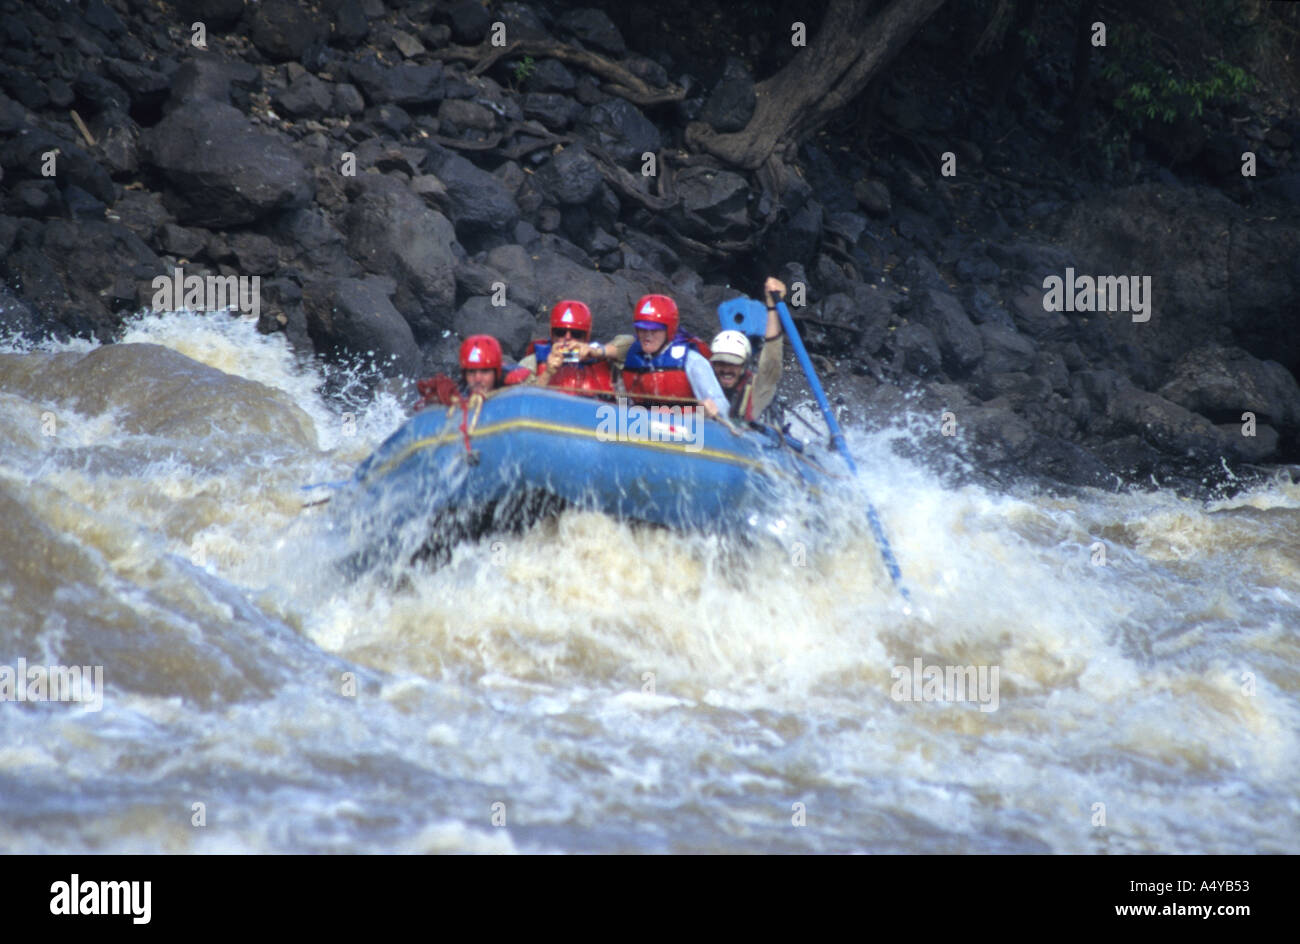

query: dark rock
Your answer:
[274,73,333,119]
[1214,421,1279,463]
[556,8,625,55]
[624,55,668,88]
[578,99,661,165]
[344,174,459,339]
[0,129,116,206]
[452,296,535,359]
[825,212,868,246]
[250,0,328,62]
[391,29,426,59]
[963,405,1037,467]
[1019,436,1114,489]
[1008,284,1070,340]
[1052,184,1300,380]
[437,98,497,132]
[102,59,171,112]
[323,0,370,47]
[977,323,1036,374]
[173,1,246,30]
[446,0,492,44]
[425,150,519,237]
[6,179,58,218]
[0,283,43,340]
[159,223,207,258]
[166,57,260,112]
[573,74,606,107]
[494,2,550,41]
[46,78,74,108]
[485,244,541,312]
[0,92,31,134]
[672,166,750,239]
[1108,385,1226,461]
[892,322,942,377]
[536,143,602,205]
[84,0,127,38]
[332,82,365,115]
[954,254,1000,283]
[349,55,442,105]
[914,283,982,373]
[966,287,1016,329]
[2,219,160,339]
[522,92,583,129]
[1158,344,1300,428]
[91,109,139,177]
[1263,173,1300,207]
[73,70,130,115]
[699,56,755,133]
[141,103,313,227]
[302,276,421,377]
[766,199,822,269]
[365,103,412,135]
[273,207,361,276]
[110,189,173,243]
[528,59,576,92]
[229,232,280,275]
[847,282,896,356]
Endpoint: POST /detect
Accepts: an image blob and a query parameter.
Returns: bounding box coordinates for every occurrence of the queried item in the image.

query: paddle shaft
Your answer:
[773,298,910,601]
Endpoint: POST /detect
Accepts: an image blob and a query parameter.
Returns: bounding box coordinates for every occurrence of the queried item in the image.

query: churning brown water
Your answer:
[1,311,1296,853]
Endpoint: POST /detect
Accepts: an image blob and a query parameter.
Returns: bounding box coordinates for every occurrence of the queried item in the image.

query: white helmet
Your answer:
[710,330,752,365]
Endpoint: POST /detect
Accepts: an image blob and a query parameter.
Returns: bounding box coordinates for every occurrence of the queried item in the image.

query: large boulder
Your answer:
[577,99,661,165]
[349,55,443,105]
[250,0,329,62]
[274,73,333,119]
[914,284,982,374]
[1158,344,1300,431]
[670,166,751,240]
[141,103,312,227]
[424,150,520,237]
[302,276,421,378]
[344,174,459,340]
[535,143,603,205]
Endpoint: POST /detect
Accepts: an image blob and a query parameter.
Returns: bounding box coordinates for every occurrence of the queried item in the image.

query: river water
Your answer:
[1,311,1296,853]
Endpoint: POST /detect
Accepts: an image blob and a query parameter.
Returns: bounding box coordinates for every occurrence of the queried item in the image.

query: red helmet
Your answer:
[633,294,678,338]
[459,334,503,374]
[550,300,592,335]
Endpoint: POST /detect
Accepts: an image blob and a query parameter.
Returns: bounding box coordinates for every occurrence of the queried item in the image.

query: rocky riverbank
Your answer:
[2,0,1298,498]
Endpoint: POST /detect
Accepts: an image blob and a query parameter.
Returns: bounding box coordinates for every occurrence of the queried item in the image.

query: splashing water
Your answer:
[0,311,1296,853]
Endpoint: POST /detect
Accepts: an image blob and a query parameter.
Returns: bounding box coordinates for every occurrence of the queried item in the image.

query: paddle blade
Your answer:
[716,297,768,336]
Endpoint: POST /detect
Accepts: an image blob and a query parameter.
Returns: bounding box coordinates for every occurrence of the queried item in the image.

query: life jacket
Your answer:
[622,334,711,405]
[527,338,615,394]
[724,369,757,422]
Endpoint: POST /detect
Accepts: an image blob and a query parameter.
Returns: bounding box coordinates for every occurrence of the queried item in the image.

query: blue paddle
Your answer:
[723,293,911,603]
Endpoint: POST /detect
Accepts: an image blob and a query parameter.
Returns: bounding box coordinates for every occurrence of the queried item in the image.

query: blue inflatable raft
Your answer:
[344,385,835,555]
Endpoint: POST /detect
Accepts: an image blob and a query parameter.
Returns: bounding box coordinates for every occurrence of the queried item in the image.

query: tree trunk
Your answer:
[686,0,949,170]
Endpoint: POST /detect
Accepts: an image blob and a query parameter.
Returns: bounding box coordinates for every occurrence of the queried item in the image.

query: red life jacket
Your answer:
[622,335,711,405]
[528,338,615,394]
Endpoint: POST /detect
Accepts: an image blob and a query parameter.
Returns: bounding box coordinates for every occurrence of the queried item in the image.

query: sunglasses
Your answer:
[552,328,588,339]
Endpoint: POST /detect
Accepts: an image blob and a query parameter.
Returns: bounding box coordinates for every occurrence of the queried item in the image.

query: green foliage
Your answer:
[1101,56,1255,126]
[512,55,535,86]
